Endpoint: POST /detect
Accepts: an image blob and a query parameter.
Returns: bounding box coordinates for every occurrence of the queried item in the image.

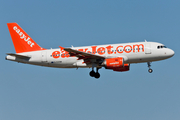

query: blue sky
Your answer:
[0,0,179,120]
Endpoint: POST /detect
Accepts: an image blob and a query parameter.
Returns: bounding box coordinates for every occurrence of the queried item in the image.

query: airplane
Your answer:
[6,23,174,78]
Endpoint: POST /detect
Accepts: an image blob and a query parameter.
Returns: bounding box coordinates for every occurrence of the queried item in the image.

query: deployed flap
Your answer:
[63,48,105,60]
[6,53,30,59]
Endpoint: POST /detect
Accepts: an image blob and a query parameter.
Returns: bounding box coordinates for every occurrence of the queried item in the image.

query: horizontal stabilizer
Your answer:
[6,53,30,59]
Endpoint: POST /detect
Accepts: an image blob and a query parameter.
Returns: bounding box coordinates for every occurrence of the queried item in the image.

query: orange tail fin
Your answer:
[7,23,46,53]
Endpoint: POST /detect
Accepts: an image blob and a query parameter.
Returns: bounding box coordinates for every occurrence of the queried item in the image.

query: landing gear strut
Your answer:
[147,62,153,73]
[89,66,100,79]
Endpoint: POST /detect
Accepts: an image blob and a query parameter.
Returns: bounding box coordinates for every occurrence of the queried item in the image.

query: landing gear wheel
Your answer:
[94,72,100,79]
[147,62,153,73]
[89,64,101,78]
[89,70,95,77]
[148,69,153,73]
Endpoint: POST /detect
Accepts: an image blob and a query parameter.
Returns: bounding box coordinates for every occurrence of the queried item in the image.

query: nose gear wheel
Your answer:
[147,62,153,73]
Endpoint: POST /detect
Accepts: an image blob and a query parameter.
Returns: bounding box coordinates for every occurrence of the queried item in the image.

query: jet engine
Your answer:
[102,57,130,72]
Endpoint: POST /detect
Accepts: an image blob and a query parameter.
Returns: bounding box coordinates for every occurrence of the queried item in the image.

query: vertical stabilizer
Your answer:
[7,23,45,53]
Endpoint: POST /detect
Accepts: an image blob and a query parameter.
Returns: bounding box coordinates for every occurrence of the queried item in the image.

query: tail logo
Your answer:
[13,26,34,47]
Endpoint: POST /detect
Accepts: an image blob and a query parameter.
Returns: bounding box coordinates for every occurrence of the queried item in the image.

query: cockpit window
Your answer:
[157,45,167,49]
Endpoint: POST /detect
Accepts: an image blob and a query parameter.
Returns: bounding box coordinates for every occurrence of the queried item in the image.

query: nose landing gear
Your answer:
[148,68,153,73]
[147,62,153,73]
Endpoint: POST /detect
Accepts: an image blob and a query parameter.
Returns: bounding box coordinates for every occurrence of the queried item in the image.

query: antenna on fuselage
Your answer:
[145,39,147,42]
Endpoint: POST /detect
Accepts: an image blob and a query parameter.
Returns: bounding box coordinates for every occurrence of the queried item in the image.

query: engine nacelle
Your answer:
[112,63,130,72]
[102,57,130,72]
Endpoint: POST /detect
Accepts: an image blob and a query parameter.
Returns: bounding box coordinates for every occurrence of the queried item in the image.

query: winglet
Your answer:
[7,23,46,53]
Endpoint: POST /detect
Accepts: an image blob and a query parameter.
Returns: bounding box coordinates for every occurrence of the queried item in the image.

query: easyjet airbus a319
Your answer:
[6,23,174,78]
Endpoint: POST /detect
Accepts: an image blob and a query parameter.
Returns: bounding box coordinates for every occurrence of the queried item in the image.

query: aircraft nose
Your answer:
[167,49,175,58]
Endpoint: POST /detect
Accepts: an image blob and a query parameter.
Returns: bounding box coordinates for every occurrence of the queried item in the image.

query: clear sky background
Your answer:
[0,0,179,120]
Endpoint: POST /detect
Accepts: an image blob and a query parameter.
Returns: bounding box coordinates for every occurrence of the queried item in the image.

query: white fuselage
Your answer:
[6,41,174,68]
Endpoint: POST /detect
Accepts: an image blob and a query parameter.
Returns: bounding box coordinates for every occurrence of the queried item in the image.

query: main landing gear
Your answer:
[89,67,100,79]
[147,62,153,73]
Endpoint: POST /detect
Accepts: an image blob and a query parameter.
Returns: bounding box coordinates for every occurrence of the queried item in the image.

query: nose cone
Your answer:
[167,49,175,58]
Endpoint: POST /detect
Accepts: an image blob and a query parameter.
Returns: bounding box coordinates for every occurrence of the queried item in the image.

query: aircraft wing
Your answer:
[63,48,105,60]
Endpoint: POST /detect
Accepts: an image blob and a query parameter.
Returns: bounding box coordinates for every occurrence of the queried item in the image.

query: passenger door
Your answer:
[145,43,151,54]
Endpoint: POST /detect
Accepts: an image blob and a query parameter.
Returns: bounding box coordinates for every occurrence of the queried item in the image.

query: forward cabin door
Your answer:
[145,43,151,54]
